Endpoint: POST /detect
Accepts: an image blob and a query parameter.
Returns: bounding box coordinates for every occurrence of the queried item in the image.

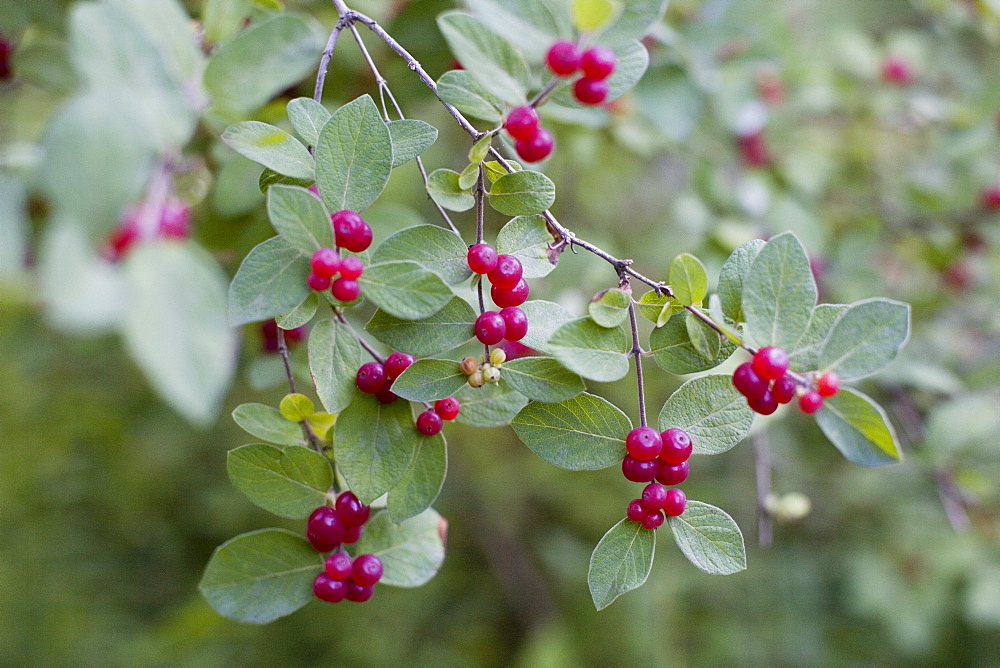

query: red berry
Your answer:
[982,187,1000,211]
[656,460,690,486]
[351,554,384,586]
[799,391,824,414]
[346,582,374,603]
[626,499,648,523]
[339,255,364,280]
[663,488,686,517]
[546,41,581,76]
[500,307,528,342]
[487,255,523,289]
[331,278,360,301]
[514,127,554,163]
[491,278,529,308]
[504,106,540,141]
[733,362,768,400]
[332,209,364,246]
[659,428,692,465]
[622,455,658,483]
[356,362,387,394]
[417,410,443,436]
[749,390,778,415]
[375,386,397,404]
[580,46,616,80]
[353,223,372,253]
[307,272,331,291]
[324,552,353,580]
[771,375,797,404]
[752,346,789,380]
[816,372,840,397]
[640,482,668,512]
[737,131,769,167]
[284,324,307,343]
[311,248,340,278]
[335,491,371,527]
[0,37,13,81]
[475,311,507,345]
[307,506,344,551]
[159,199,191,239]
[313,573,347,602]
[573,77,609,105]
[434,397,460,420]
[881,56,912,85]
[625,426,663,461]
[341,524,363,544]
[641,511,665,530]
[106,224,139,262]
[467,243,499,274]
[384,351,415,381]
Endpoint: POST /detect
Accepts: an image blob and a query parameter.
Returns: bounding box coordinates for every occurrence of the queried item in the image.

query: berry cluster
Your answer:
[355,351,414,404]
[620,426,692,530]
[307,491,383,604]
[545,41,617,105]
[416,396,461,436]
[306,209,373,302]
[504,106,554,163]
[306,491,370,552]
[460,348,506,389]
[105,198,191,261]
[732,346,841,415]
[467,244,530,346]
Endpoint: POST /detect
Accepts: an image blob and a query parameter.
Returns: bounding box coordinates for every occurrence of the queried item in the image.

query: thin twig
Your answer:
[276,328,324,454]
[335,310,385,364]
[626,298,647,427]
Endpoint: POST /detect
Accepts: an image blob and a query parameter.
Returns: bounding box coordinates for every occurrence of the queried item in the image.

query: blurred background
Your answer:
[2,0,1000,664]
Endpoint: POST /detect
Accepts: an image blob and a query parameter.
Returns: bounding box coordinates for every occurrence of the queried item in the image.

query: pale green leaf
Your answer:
[221,122,314,180]
[454,381,529,427]
[358,261,453,320]
[815,388,902,466]
[334,396,420,503]
[227,444,332,518]
[232,403,305,446]
[549,318,631,383]
[649,314,738,374]
[718,239,765,324]
[657,375,754,455]
[436,69,504,123]
[588,519,655,610]
[287,97,330,148]
[308,319,363,415]
[391,359,468,402]
[437,11,530,105]
[495,215,557,279]
[588,289,631,328]
[365,297,476,356]
[599,0,668,48]
[519,300,576,355]
[501,357,586,403]
[465,0,570,60]
[669,252,708,306]
[278,393,314,422]
[228,236,311,326]
[372,225,472,285]
[275,294,317,330]
[387,119,438,168]
[354,509,446,587]
[489,170,556,216]
[685,312,721,360]
[573,0,621,33]
[818,298,911,381]
[427,168,475,212]
[742,231,817,349]
[788,304,848,370]
[469,134,493,163]
[267,184,334,253]
[387,434,447,523]
[668,501,746,575]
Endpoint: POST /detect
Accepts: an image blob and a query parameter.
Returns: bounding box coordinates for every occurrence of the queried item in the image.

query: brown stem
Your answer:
[276,328,324,455]
[626,297,648,428]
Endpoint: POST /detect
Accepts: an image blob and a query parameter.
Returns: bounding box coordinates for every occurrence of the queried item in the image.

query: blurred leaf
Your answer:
[372,225,471,285]
[649,315,738,374]
[266,184,334,253]
[588,519,654,611]
[818,298,911,381]
[925,393,1000,462]
[387,119,438,168]
[604,40,648,101]
[501,357,586,402]
[232,403,305,446]
[275,293,317,329]
[742,231,816,350]
[669,501,746,575]
[495,215,558,279]
[0,176,28,277]
[334,396,419,503]
[511,392,630,470]
[454,380,529,427]
[465,0,570,60]
[314,95,392,213]
[365,297,476,356]
[307,412,336,440]
[355,509,445,587]
[427,168,475,212]
[222,122,314,180]
[685,312,721,360]
[228,236,311,326]
[358,261,453,320]
[788,304,848,371]
[436,69,504,123]
[599,0,667,47]
[286,97,330,148]
[489,170,556,216]
[815,388,902,466]
[387,433,447,523]
[573,0,621,32]
[437,11,530,106]
[549,318,630,382]
[588,289,630,328]
[308,318,363,415]
[718,239,765,323]
[657,375,754,455]
[669,252,708,306]
[392,359,468,402]
[199,529,320,624]
[227,444,332,518]
[202,0,252,45]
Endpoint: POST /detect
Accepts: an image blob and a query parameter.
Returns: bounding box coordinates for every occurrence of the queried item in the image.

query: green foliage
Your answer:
[668,501,746,575]
[488,170,556,216]
[741,232,817,351]
[649,314,738,374]
[549,317,631,382]
[358,261,453,320]
[232,403,306,446]
[355,510,446,587]
[588,288,630,328]
[392,359,468,402]
[437,11,530,105]
[366,297,477,356]
[501,356,586,402]
[221,122,314,180]
[387,119,439,168]
[227,444,332,518]
[387,434,448,523]
[436,69,504,123]
[427,168,476,211]
[307,319,362,414]
[228,236,310,326]
[495,215,558,279]
[286,96,330,147]
[588,519,655,610]
[815,388,902,466]
[718,239,765,323]
[818,298,910,381]
[657,375,755,455]
[372,225,472,285]
[266,184,334,253]
[454,381,528,427]
[511,393,630,470]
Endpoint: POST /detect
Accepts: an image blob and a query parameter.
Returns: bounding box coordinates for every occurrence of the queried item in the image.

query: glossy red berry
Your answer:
[580,46,616,79]
[622,455,658,483]
[546,41,581,76]
[487,255,523,289]
[307,506,344,551]
[384,351,415,381]
[332,278,360,302]
[346,582,374,603]
[733,362,768,399]
[656,460,690,486]
[640,482,669,512]
[626,499,648,523]
[434,397,460,421]
[663,488,687,517]
[799,391,824,414]
[313,573,348,602]
[752,346,789,380]
[335,491,371,527]
[641,511,665,530]
[475,311,507,345]
[504,106,540,141]
[816,372,840,397]
[468,244,499,274]
[311,247,340,278]
[417,410,443,436]
[341,524,363,544]
[749,390,779,415]
[307,272,332,291]
[356,362,387,394]
[324,552,353,580]
[332,210,366,249]
[375,386,397,404]
[339,255,364,280]
[353,223,372,253]
[659,428,692,465]
[771,375,797,404]
[514,127,554,163]
[351,554,384,586]
[491,278,529,308]
[625,426,663,461]
[499,307,528,342]
[573,77,609,105]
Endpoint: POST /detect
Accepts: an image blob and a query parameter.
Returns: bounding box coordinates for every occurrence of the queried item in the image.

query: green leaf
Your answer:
[657,375,754,455]
[465,0,570,60]
[495,215,558,279]
[307,319,363,415]
[669,252,708,306]
[365,297,476,356]
[818,298,910,381]
[227,444,332,518]
[387,434,447,523]
[518,300,579,355]
[489,170,556,216]
[372,225,472,286]
[427,168,475,212]
[649,314,738,374]
[685,312,721,360]
[358,261,453,320]
[510,392,630,470]
[314,94,392,213]
[278,393,314,422]
[718,239,765,323]
[123,243,237,426]
[387,119,438,168]
[484,159,522,183]
[266,184,334,253]
[221,122,314,181]
[588,519,655,611]
[354,509,446,587]
[637,290,671,324]
[203,0,252,45]
[199,529,321,624]
[205,15,325,118]
[458,162,481,191]
[588,289,631,328]
[549,318,630,383]
[501,357,586,403]
[232,403,305,446]
[275,294,317,330]
[788,304,848,370]
[287,97,330,148]
[599,0,668,47]
[391,359,468,402]
[469,134,493,163]
[454,381,528,427]
[334,396,420,503]
[229,236,311,326]
[259,168,314,193]
[668,501,746,575]
[437,11,530,106]
[742,231,817,350]
[603,40,649,102]
[814,388,902,466]
[436,69,504,123]
[574,0,621,33]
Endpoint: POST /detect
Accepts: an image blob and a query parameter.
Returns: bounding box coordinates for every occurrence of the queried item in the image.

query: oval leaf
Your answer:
[287,96,331,148]
[228,236,310,326]
[372,224,472,286]
[814,388,902,466]
[668,501,747,575]
[387,119,438,168]
[489,170,556,216]
[387,433,447,523]
[588,519,655,610]
[391,359,468,402]
[657,375,755,455]
[222,121,314,180]
[741,231,817,350]
[649,314,738,374]
[818,298,910,381]
[501,356,586,403]
[365,297,476,356]
[519,299,577,355]
[495,215,558,279]
[308,318,363,414]
[334,396,420,503]
[232,403,305,446]
[437,11,530,105]
[436,69,504,123]
[227,444,332,518]
[549,318,631,383]
[427,168,475,212]
[267,184,334,253]
[589,288,631,328]
[669,252,708,306]
[718,239,765,323]
[354,509,446,587]
[454,381,529,427]
[358,260,453,320]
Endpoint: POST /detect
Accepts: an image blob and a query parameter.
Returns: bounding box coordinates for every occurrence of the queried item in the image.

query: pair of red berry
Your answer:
[504,106,554,163]
[105,198,191,261]
[356,351,415,404]
[467,244,530,345]
[621,426,693,487]
[415,397,461,437]
[627,482,687,530]
[732,346,840,415]
[306,209,373,301]
[313,552,384,604]
[306,491,371,552]
[545,41,617,105]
